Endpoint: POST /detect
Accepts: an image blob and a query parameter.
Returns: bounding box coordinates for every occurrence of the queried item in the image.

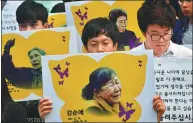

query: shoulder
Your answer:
[85,100,110,115]
[125,30,136,36]
[171,42,192,57]
[85,100,103,115]
[174,17,189,31]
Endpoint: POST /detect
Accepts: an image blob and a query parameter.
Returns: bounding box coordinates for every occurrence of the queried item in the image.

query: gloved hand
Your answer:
[4,38,15,50]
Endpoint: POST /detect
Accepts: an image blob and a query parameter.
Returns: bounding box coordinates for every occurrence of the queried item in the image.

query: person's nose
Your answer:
[97,44,104,52]
[26,25,33,30]
[158,36,165,43]
[181,1,188,8]
[32,58,37,63]
[114,84,120,92]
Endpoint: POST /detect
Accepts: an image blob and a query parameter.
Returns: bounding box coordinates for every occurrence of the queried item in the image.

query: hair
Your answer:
[137,0,176,33]
[82,67,117,100]
[81,17,119,49]
[109,8,127,23]
[16,0,48,24]
[28,47,46,56]
[168,0,184,19]
[51,3,65,13]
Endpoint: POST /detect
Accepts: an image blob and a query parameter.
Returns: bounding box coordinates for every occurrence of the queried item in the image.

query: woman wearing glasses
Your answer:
[132,0,192,57]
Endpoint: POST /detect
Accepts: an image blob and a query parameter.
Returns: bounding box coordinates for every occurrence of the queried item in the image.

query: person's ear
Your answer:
[113,42,118,51]
[43,22,48,29]
[142,31,146,38]
[84,45,89,53]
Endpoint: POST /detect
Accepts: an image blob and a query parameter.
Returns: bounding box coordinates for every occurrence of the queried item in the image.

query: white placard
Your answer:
[155,58,193,122]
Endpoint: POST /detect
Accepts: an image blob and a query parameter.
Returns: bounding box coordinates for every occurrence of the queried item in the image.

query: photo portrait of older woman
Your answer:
[109,8,142,51]
[2,38,46,89]
[81,67,125,116]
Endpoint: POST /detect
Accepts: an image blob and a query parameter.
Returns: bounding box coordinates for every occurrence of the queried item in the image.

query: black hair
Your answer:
[16,0,48,24]
[169,0,184,19]
[137,0,176,33]
[81,17,119,49]
[50,3,65,13]
[109,8,127,23]
[82,67,117,100]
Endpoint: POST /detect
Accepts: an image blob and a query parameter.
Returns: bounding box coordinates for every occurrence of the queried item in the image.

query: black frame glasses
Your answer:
[147,31,173,41]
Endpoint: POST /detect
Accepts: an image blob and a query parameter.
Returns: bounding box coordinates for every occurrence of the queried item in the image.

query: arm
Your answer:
[128,31,141,49]
[2,39,22,85]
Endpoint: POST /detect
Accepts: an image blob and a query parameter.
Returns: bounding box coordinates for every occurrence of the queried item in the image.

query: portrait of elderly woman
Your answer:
[82,67,124,116]
[2,38,46,89]
[109,8,142,51]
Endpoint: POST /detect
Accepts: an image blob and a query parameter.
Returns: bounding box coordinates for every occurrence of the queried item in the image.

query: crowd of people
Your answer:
[1,0,192,123]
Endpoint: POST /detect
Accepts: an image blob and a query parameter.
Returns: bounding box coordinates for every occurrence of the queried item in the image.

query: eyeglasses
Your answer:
[146,31,173,41]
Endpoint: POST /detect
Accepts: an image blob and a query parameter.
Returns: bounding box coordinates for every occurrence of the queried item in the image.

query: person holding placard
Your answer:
[38,17,165,122]
[132,0,192,57]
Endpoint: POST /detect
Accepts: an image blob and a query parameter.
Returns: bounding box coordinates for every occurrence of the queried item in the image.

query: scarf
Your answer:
[31,68,42,88]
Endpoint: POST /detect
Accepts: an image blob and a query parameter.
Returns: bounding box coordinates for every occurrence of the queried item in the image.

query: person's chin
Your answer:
[155,45,166,50]
[33,66,41,69]
[112,95,121,102]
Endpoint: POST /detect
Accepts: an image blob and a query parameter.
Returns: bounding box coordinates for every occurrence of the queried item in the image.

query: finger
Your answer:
[155,102,165,110]
[153,95,161,102]
[39,106,53,113]
[40,109,52,118]
[153,100,163,109]
[39,98,50,106]
[39,100,53,110]
[157,105,166,112]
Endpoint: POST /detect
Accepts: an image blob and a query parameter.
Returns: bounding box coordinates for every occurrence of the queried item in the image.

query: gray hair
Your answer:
[28,47,46,56]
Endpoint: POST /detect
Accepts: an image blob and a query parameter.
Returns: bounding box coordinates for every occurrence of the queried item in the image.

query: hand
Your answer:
[153,95,166,122]
[38,98,53,119]
[4,38,15,50]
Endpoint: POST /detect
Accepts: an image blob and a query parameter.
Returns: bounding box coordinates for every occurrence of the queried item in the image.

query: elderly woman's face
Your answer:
[98,75,122,105]
[29,50,42,69]
[116,16,127,32]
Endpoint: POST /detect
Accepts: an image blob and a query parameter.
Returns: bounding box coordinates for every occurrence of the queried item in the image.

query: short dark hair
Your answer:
[28,47,46,56]
[51,3,65,13]
[109,8,127,23]
[16,0,48,24]
[81,17,119,49]
[82,67,117,100]
[137,0,176,33]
